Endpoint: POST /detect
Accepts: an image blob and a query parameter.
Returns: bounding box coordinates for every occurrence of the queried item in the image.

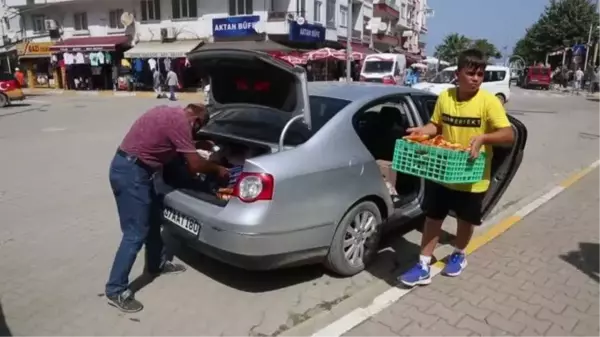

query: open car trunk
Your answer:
[162,133,273,206]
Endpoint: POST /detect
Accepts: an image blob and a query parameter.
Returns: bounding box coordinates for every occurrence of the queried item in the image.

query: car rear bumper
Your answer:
[162,189,332,269]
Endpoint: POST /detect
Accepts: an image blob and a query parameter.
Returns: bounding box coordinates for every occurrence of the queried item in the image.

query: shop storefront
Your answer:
[49,35,130,90]
[123,40,203,90]
[205,15,292,52]
[17,42,60,88]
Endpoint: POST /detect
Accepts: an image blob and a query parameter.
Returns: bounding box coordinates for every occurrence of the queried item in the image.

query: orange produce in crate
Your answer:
[402,133,470,151]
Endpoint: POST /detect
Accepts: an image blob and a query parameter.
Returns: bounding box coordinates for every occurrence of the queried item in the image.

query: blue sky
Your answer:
[424,0,549,58]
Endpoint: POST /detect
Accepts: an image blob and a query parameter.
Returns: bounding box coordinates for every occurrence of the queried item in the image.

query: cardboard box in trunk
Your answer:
[376,160,398,195]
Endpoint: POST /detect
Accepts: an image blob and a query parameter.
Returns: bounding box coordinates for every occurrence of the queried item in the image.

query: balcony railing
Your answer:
[267,11,306,21]
[374,0,400,12]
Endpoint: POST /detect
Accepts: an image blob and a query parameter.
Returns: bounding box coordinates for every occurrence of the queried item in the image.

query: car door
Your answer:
[411,93,528,220]
[187,48,312,130]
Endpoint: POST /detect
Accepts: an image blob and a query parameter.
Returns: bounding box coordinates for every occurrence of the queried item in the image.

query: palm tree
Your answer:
[434,33,471,65]
[470,39,502,60]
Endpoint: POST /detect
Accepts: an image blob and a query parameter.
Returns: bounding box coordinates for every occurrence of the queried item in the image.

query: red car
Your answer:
[519,66,552,90]
[0,73,25,107]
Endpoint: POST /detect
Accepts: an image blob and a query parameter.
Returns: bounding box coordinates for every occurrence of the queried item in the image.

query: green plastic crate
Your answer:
[392,139,486,184]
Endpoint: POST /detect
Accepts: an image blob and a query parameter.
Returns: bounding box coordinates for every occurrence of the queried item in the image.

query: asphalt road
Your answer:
[0,91,597,335]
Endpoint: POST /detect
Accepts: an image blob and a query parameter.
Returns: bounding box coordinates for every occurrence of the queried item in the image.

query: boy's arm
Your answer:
[469,96,514,158]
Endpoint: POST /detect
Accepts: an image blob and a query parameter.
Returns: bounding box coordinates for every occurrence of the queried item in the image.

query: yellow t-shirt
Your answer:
[430,88,511,193]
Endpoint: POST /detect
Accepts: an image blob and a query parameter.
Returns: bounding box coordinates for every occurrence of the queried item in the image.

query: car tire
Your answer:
[0,93,9,107]
[495,93,506,105]
[325,201,382,276]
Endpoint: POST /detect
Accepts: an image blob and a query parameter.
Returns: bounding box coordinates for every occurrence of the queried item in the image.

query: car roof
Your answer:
[308,82,426,101]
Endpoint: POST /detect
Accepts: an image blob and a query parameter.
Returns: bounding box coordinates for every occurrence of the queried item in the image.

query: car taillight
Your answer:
[233,172,274,202]
[382,75,396,85]
[359,76,366,82]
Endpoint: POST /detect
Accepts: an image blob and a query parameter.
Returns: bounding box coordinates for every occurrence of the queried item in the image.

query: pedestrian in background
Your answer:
[398,49,514,288]
[166,69,179,101]
[105,104,229,313]
[153,68,163,99]
[14,68,25,87]
[575,67,584,94]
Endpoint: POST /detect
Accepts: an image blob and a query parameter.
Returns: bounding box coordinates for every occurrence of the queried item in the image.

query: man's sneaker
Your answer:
[107,289,143,313]
[442,252,468,277]
[397,262,431,287]
[148,261,187,277]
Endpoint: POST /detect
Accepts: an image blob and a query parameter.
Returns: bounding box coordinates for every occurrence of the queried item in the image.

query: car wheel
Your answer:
[325,201,382,276]
[495,94,506,105]
[0,94,9,107]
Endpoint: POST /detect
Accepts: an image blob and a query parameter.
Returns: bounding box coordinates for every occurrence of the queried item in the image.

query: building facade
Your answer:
[0,0,431,87]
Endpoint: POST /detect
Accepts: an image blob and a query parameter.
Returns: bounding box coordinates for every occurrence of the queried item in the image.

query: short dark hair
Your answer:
[457,49,488,71]
[186,103,209,123]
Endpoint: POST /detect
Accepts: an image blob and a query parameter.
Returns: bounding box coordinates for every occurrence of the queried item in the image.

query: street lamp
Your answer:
[346,0,352,82]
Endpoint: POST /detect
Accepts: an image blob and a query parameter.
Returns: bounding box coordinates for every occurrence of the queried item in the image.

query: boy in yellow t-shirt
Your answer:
[399,49,514,287]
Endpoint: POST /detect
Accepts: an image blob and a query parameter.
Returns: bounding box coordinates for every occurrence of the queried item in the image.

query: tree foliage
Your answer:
[513,0,599,64]
[434,33,502,65]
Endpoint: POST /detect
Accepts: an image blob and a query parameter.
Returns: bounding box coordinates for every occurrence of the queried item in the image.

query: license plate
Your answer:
[163,207,200,235]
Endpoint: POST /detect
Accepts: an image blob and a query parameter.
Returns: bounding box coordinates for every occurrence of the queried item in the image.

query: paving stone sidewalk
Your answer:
[345,168,600,336]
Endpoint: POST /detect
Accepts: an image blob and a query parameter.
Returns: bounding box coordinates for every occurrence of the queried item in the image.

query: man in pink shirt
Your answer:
[105,104,228,313]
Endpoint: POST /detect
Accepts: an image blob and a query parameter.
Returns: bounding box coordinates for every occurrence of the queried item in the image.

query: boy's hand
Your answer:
[469,135,485,159]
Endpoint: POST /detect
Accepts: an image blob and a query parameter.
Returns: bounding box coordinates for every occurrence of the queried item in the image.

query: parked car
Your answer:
[518,66,552,90]
[0,72,25,107]
[413,65,512,104]
[158,49,528,276]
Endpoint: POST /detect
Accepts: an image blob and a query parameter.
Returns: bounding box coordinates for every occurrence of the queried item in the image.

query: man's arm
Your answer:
[469,95,515,158]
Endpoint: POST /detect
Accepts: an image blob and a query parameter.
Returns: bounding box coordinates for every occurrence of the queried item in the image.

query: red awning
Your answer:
[50,35,130,53]
[340,41,377,55]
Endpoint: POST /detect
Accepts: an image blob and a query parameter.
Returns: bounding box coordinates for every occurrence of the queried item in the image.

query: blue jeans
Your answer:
[169,85,176,100]
[105,153,166,296]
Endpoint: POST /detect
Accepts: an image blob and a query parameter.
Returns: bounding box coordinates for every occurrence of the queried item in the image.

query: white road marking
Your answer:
[310,159,600,337]
[41,127,67,132]
[23,99,51,104]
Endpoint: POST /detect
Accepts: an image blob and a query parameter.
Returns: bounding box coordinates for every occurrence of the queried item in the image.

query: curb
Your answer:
[283,159,600,337]
[22,89,205,100]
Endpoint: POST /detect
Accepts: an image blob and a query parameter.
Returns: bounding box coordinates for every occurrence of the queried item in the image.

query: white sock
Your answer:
[419,255,432,266]
[454,248,465,255]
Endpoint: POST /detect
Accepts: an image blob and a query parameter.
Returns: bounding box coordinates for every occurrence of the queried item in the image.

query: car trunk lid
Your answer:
[187,48,312,130]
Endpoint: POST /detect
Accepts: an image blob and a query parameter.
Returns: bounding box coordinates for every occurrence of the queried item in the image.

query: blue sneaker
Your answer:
[442,252,468,277]
[398,262,431,287]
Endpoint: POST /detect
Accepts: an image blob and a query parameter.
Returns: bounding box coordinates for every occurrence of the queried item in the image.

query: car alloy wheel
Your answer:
[343,210,376,267]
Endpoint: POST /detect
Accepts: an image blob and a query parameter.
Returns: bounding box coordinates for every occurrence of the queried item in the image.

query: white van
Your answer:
[359,53,407,85]
[413,65,511,104]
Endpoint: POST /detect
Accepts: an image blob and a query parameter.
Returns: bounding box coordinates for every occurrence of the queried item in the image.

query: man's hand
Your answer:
[216,165,230,181]
[469,135,485,159]
[406,123,440,137]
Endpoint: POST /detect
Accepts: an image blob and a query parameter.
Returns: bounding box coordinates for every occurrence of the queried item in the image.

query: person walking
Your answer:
[105,103,229,313]
[575,67,584,94]
[153,69,163,98]
[166,69,179,101]
[14,68,25,87]
[398,49,514,287]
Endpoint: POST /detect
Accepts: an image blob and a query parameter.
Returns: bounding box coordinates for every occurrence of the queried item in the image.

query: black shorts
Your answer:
[423,182,485,225]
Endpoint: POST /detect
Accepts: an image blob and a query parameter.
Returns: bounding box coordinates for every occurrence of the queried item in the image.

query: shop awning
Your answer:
[195,40,293,52]
[124,40,203,58]
[50,35,130,53]
[340,42,377,55]
[18,42,55,59]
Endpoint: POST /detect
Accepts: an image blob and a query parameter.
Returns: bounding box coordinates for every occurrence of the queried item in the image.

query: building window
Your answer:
[228,0,253,15]
[31,14,45,33]
[3,17,10,31]
[325,0,335,28]
[141,0,161,21]
[74,12,88,31]
[401,4,406,19]
[297,0,305,17]
[109,9,124,29]
[172,0,197,19]
[339,5,347,27]
[314,0,322,23]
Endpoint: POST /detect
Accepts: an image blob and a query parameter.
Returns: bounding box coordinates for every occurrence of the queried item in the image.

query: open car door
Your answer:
[481,115,527,218]
[187,48,312,130]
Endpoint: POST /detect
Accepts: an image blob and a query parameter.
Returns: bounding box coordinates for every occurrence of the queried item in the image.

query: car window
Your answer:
[203,96,350,146]
[484,71,507,82]
[0,73,15,81]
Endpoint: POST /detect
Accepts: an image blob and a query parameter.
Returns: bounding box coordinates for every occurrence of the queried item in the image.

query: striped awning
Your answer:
[124,40,204,58]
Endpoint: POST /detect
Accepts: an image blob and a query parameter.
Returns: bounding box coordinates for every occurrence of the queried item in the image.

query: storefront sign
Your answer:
[288,22,325,43]
[212,15,260,39]
[17,42,55,57]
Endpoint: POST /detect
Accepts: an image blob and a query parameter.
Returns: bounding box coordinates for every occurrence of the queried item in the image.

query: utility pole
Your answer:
[584,23,593,70]
[346,0,352,82]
